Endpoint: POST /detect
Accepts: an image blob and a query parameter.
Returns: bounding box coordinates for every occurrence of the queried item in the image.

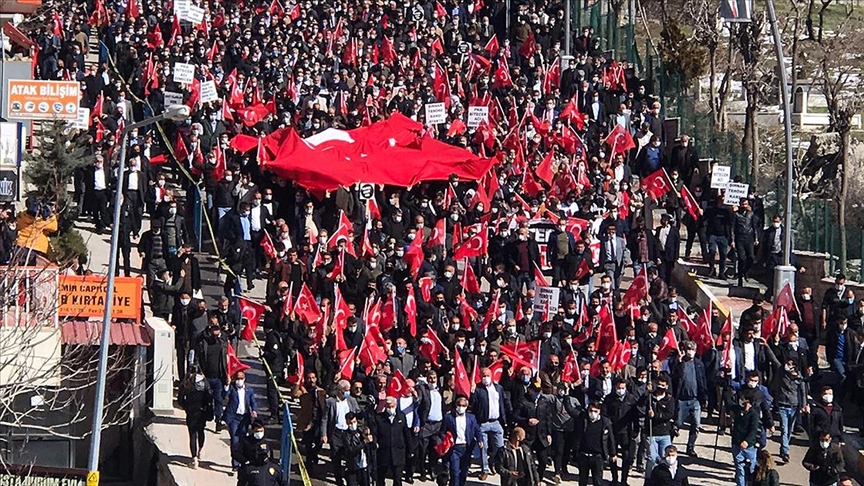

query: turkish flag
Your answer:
[359,331,388,373]
[610,340,634,373]
[227,342,251,377]
[294,283,321,324]
[454,350,471,398]
[460,299,479,328]
[435,1,447,17]
[174,133,189,164]
[280,283,294,319]
[447,119,467,137]
[480,290,500,333]
[260,231,276,260]
[488,359,505,383]
[500,341,541,372]
[559,100,586,130]
[328,211,356,255]
[368,196,382,221]
[333,286,351,350]
[561,350,580,383]
[484,35,500,57]
[533,262,550,287]
[287,351,304,384]
[419,328,445,366]
[775,282,800,315]
[361,226,375,257]
[522,168,544,198]
[419,277,435,302]
[595,305,617,354]
[338,348,356,381]
[387,369,411,397]
[237,104,271,127]
[365,299,382,328]
[493,59,512,89]
[405,285,418,337]
[716,314,733,346]
[268,0,285,16]
[536,148,555,186]
[289,3,301,20]
[693,302,714,355]
[382,36,397,66]
[435,431,454,456]
[518,31,537,58]
[622,266,648,307]
[641,168,674,200]
[604,124,636,154]
[762,306,790,340]
[426,218,447,248]
[657,328,680,361]
[461,260,482,294]
[677,308,699,337]
[574,258,592,281]
[681,185,702,221]
[452,228,487,260]
[238,297,266,341]
[589,356,602,378]
[542,57,561,95]
[380,291,398,332]
[433,62,451,107]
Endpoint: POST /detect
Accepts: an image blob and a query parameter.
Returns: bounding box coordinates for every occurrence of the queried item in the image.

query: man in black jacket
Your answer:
[505,227,541,293]
[370,397,412,486]
[654,213,680,284]
[731,197,761,286]
[576,401,615,486]
[515,384,553,481]
[170,292,195,382]
[640,375,676,481]
[196,325,229,430]
[262,326,285,424]
[603,379,638,486]
[672,341,707,456]
[704,197,733,279]
[649,445,690,486]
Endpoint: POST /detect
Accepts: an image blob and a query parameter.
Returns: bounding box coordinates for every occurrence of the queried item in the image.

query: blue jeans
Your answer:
[449,444,471,486]
[833,358,847,382]
[732,444,757,486]
[779,406,799,455]
[207,378,225,422]
[676,399,701,449]
[646,435,671,479]
[478,421,504,473]
[633,261,655,276]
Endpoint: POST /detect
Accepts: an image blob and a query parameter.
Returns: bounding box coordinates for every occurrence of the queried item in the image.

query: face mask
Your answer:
[615,388,626,397]
[602,283,612,290]
[387,407,396,416]
[348,325,357,332]
[452,324,460,331]
[820,441,831,449]
[518,235,528,241]
[790,341,799,350]
[169,207,177,216]
[396,250,404,257]
[235,380,245,388]
[638,377,647,384]
[522,375,531,384]
[180,298,191,306]
[225,176,233,182]
[318,237,327,244]
[407,233,416,241]
[508,326,517,335]
[348,423,358,431]
[497,280,506,288]
[802,294,811,301]
[746,381,758,389]
[157,180,166,187]
[666,455,677,465]
[450,213,459,221]
[455,341,465,349]
[393,216,402,223]
[444,271,454,279]
[739,400,747,407]
[785,365,794,372]
[481,377,491,386]
[823,394,834,404]
[342,391,350,399]
[253,431,265,440]
[396,346,405,354]
[456,406,467,415]
[840,325,848,332]
[588,411,600,422]
[543,332,552,339]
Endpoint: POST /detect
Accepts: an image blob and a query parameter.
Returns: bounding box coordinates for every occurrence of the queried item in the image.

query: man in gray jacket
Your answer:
[321,380,361,486]
[772,357,808,463]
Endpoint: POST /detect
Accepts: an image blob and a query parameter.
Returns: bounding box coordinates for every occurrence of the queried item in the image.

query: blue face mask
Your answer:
[343,391,350,399]
[397,346,406,354]
[849,298,856,304]
[522,375,531,384]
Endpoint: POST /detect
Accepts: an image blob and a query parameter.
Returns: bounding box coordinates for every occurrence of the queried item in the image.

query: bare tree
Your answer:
[805,8,864,274]
[735,12,774,184]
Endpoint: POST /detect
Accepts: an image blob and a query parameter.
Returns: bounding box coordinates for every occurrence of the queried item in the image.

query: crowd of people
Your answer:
[20,0,864,484]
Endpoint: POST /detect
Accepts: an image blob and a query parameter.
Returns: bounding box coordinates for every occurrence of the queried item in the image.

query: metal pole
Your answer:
[766,0,797,296]
[565,0,571,56]
[87,114,167,484]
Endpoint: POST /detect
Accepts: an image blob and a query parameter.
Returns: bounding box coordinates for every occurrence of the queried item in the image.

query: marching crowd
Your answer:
[20,0,864,484]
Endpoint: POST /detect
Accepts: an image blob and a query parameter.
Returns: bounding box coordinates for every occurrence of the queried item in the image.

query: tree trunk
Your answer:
[743,87,759,183]
[709,45,717,124]
[839,129,850,275]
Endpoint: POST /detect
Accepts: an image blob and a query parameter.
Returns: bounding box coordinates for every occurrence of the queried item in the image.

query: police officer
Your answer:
[262,325,286,423]
[237,440,286,486]
[233,420,268,467]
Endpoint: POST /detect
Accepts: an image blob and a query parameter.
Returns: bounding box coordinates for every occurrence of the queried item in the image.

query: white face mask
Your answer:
[348,423,358,431]
[602,283,612,290]
[387,407,397,416]
[481,376,491,386]
[456,406,467,415]
[180,298,191,306]
[444,271,454,279]
[225,175,233,182]
[253,431,265,440]
[235,380,244,388]
[823,394,834,404]
[802,294,811,301]
[543,332,552,339]
[615,388,626,397]
[747,381,758,389]
[820,441,831,449]
[666,455,677,465]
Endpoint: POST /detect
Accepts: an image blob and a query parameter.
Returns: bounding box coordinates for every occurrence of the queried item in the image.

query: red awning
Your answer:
[60,321,152,346]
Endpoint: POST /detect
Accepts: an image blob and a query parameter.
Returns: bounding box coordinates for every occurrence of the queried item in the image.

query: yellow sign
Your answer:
[7,80,80,120]
[86,471,99,486]
[59,275,142,322]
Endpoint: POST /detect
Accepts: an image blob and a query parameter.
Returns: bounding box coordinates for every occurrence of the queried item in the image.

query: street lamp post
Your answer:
[86,105,191,486]
[765,0,797,298]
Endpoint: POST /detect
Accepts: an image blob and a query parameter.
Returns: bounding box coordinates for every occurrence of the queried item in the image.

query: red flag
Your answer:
[426,218,447,248]
[461,260,482,294]
[227,342,251,377]
[518,31,537,58]
[328,211,357,256]
[338,348,356,381]
[574,258,592,281]
[762,306,790,340]
[595,305,617,354]
[677,308,699,337]
[716,314,733,346]
[488,359,505,383]
[405,285,418,337]
[460,298,480,328]
[622,266,648,307]
[289,3,301,19]
[333,286,351,350]
[775,282,800,315]
[430,37,444,58]
[435,432,454,456]
[452,228,487,260]
[238,297,266,341]
[657,328,680,361]
[280,283,294,319]
[641,168,674,200]
[268,0,285,16]
[287,351,304,384]
[604,124,636,154]
[694,301,714,355]
[447,119,467,137]
[381,37,397,66]
[404,236,424,279]
[435,1,447,17]
[419,328,445,365]
[453,350,471,398]
[485,36,500,57]
[387,369,411,397]
[294,283,321,324]
[367,196,382,221]
[380,291,398,332]
[419,277,435,302]
[260,231,276,260]
[174,133,189,163]
[359,331,388,373]
[681,185,702,221]
[493,58,512,89]
[479,290,500,333]
[536,148,555,185]
[433,62,451,107]
[610,340,634,373]
[533,262,549,287]
[542,57,561,95]
[561,350,580,383]
[500,341,541,372]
